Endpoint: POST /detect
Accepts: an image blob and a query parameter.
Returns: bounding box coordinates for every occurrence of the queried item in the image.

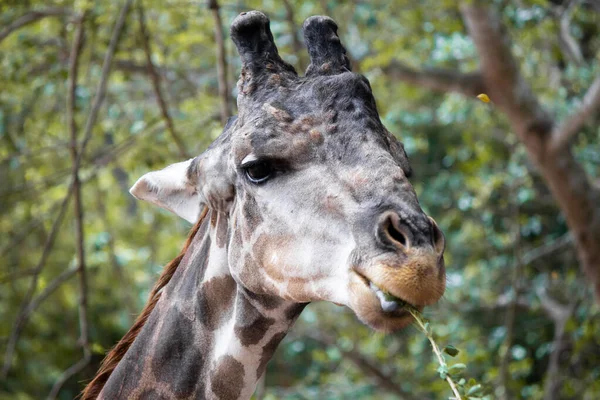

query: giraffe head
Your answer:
[131,12,445,332]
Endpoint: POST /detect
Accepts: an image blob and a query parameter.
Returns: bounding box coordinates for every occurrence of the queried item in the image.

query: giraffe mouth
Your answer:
[355,272,420,315]
[368,281,424,317]
[350,271,427,332]
[368,281,412,313]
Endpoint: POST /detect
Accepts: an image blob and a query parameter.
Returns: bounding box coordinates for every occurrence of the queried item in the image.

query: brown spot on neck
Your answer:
[210,355,245,399]
[197,275,237,331]
[234,293,276,346]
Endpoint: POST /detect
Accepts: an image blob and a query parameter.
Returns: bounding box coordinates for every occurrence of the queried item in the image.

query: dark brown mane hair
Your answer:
[80,207,208,399]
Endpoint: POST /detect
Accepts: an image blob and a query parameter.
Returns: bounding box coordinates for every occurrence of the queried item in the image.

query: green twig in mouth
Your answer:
[407,307,463,400]
[382,291,406,306]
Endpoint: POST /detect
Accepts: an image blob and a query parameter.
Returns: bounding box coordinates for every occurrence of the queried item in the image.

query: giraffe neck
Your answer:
[99,210,305,400]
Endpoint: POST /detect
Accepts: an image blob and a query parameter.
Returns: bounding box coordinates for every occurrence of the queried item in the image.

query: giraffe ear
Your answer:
[129,158,202,224]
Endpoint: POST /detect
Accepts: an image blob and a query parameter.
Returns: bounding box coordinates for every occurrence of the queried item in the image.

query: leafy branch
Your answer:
[408,307,488,400]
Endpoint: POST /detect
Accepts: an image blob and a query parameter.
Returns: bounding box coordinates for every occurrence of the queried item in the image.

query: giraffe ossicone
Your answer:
[84,10,446,400]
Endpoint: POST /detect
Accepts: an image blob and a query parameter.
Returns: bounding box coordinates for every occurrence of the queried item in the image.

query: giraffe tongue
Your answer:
[369,282,407,313]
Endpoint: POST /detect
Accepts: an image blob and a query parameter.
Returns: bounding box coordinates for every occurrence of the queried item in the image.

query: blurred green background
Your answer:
[1,0,599,399]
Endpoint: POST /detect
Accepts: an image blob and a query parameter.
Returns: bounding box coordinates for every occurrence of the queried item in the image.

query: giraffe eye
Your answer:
[244,161,273,184]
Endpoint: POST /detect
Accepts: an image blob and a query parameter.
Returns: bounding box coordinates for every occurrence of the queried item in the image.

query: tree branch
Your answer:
[551,75,600,150]
[0,268,39,284]
[208,0,232,126]
[47,12,92,400]
[0,216,48,258]
[137,1,190,158]
[68,12,89,343]
[47,2,134,395]
[537,288,577,400]
[522,233,573,266]
[25,267,78,322]
[75,0,133,170]
[2,5,134,369]
[0,8,71,44]
[558,0,584,66]
[383,61,485,97]
[25,33,203,95]
[0,115,145,376]
[461,4,552,140]
[460,2,600,302]
[1,189,72,377]
[46,1,133,395]
[95,184,138,320]
[498,197,524,400]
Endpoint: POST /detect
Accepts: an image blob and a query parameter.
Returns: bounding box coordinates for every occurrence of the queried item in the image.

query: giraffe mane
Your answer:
[80,207,209,400]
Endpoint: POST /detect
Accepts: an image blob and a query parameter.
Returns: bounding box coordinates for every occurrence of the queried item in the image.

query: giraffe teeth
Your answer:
[369,282,406,313]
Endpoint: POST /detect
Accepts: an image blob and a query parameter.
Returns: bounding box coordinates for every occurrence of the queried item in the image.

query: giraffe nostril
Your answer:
[386,219,407,248]
[377,212,410,250]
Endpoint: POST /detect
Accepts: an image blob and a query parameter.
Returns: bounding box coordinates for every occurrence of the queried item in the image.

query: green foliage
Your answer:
[444,345,460,357]
[1,1,599,399]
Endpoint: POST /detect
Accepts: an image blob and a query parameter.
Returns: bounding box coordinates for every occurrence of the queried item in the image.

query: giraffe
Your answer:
[82,11,446,400]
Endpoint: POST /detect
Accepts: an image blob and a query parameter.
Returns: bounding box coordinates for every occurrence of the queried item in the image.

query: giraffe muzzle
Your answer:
[347,210,446,331]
